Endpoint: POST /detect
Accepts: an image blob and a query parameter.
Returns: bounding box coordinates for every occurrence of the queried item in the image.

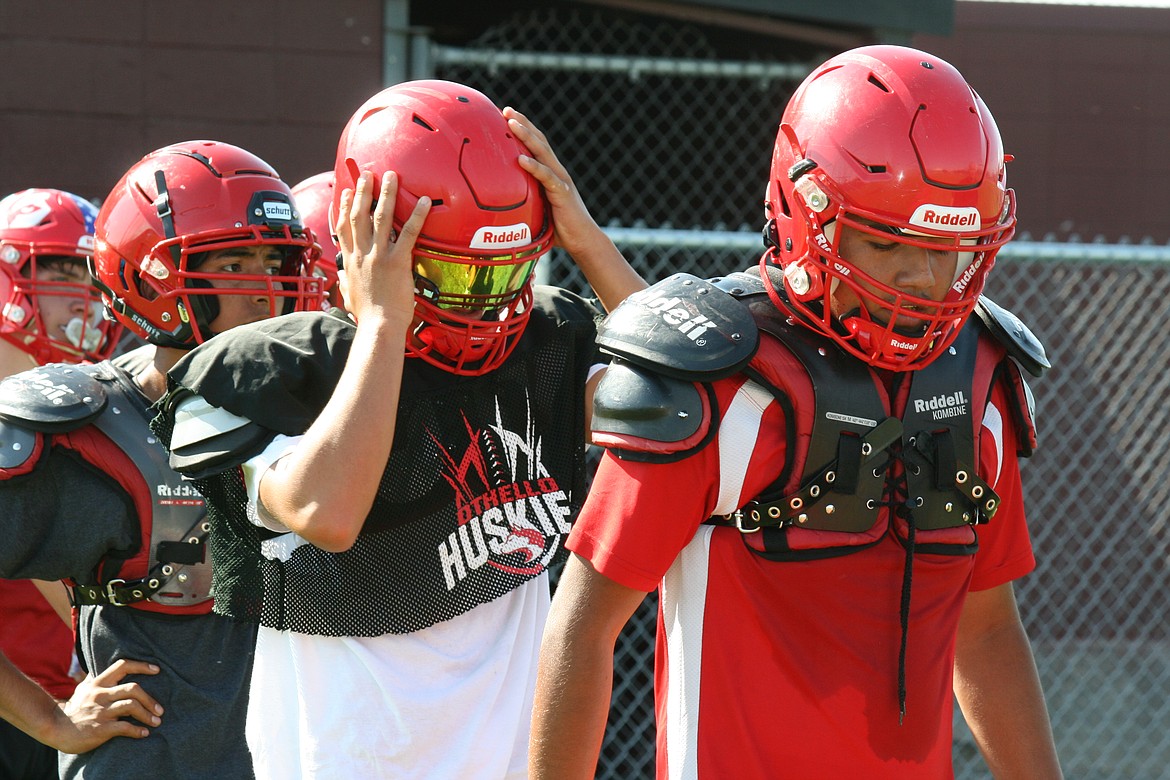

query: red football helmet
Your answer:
[92,141,326,348]
[0,188,122,364]
[291,172,341,308]
[764,45,1016,371]
[332,79,553,376]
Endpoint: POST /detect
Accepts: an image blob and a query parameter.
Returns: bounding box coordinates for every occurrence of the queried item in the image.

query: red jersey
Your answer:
[569,346,1036,778]
[0,579,76,700]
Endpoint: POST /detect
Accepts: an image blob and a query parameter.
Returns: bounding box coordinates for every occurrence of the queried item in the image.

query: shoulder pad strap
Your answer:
[591,360,713,462]
[0,363,107,432]
[597,273,759,381]
[166,392,274,478]
[974,297,1050,377]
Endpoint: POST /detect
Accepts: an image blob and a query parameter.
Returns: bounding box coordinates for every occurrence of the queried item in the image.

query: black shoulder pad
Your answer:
[974,297,1050,377]
[592,360,704,444]
[0,419,38,469]
[709,271,768,298]
[164,311,350,436]
[596,273,759,381]
[0,363,107,432]
[161,391,276,479]
[532,284,605,326]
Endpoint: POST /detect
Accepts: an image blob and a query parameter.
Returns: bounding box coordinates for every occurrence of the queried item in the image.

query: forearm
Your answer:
[261,315,407,551]
[565,226,647,312]
[0,653,62,747]
[529,627,616,779]
[530,553,645,778]
[955,594,1062,778]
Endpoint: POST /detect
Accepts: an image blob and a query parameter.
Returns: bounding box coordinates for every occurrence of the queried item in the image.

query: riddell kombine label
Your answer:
[469,223,531,249]
[908,204,980,232]
[913,390,968,420]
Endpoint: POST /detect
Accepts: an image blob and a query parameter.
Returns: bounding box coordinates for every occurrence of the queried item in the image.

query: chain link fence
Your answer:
[427,7,1170,778]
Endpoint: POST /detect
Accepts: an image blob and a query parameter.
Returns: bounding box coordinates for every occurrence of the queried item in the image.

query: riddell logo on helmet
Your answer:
[952,257,984,294]
[909,204,980,232]
[470,223,531,250]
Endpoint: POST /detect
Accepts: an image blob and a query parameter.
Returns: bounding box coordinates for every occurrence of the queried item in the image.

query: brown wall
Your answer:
[0,0,385,202]
[5,1,1168,243]
[916,2,1170,243]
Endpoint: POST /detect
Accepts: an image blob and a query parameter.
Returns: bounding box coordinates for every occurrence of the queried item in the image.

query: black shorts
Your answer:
[0,719,58,780]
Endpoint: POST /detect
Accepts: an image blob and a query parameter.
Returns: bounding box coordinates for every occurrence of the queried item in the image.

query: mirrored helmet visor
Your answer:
[413,244,544,311]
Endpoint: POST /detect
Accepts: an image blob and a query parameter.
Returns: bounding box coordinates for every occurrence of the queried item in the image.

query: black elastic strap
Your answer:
[154,170,182,267]
[932,430,956,491]
[834,433,862,494]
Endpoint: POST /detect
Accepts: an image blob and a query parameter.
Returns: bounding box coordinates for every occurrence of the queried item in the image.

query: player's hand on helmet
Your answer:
[335,170,430,330]
[507,107,646,312]
[52,658,164,753]
[506,108,604,259]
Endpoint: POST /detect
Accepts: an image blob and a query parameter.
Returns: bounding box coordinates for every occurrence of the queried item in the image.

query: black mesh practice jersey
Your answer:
[155,286,603,637]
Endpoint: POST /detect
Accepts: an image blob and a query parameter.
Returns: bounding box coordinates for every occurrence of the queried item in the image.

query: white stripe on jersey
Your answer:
[659,379,774,778]
[712,379,776,516]
[982,401,1004,488]
[661,524,714,780]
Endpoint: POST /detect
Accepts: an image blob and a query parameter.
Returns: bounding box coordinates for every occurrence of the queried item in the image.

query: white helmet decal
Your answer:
[469,223,531,250]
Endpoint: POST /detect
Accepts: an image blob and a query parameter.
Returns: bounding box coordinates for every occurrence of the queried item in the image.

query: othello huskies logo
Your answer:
[434,394,572,591]
[629,287,717,344]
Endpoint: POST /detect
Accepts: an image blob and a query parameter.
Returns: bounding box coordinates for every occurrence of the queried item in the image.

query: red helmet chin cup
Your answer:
[409,285,534,376]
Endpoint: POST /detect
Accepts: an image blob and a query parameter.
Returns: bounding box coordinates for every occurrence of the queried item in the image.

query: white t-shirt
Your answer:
[242,435,548,780]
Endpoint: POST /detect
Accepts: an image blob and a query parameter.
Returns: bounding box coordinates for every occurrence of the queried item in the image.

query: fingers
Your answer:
[371,172,397,247]
[335,185,355,256]
[348,171,377,249]
[506,109,566,173]
[101,686,164,728]
[55,663,165,751]
[394,196,432,254]
[505,109,575,201]
[339,171,422,262]
[504,106,550,149]
[95,718,153,740]
[519,154,572,199]
[92,658,159,685]
[89,659,164,720]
